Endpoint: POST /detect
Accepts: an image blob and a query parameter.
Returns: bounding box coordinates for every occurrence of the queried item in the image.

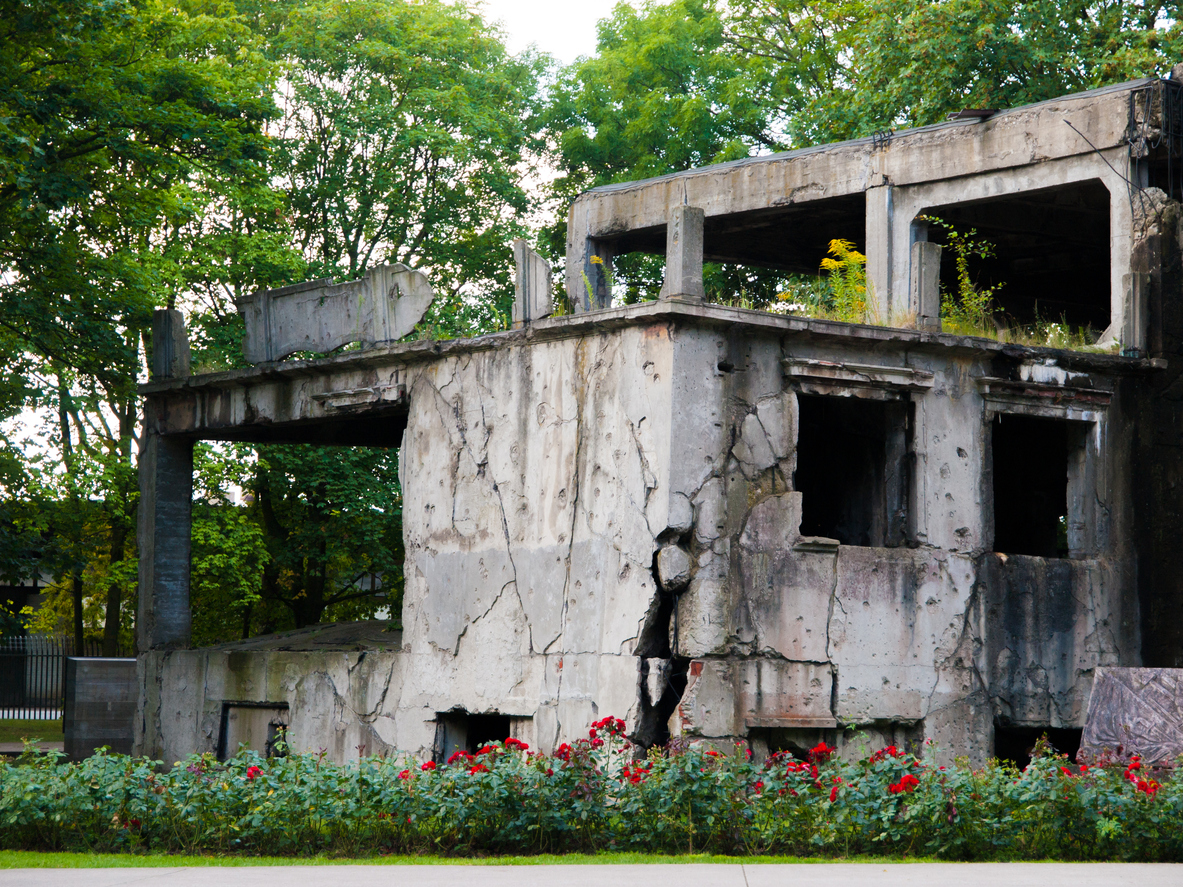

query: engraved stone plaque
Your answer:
[1080,667,1183,765]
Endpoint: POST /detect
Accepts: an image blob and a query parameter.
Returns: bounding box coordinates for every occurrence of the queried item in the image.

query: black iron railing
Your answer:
[0,636,130,720]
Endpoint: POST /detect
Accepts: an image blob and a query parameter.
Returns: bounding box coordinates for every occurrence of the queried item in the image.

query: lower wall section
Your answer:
[136,649,408,764]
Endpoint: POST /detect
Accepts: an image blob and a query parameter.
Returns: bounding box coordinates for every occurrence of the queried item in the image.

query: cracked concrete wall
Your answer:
[140,307,1148,766]
[394,326,676,756]
[138,649,404,763]
[664,327,1139,766]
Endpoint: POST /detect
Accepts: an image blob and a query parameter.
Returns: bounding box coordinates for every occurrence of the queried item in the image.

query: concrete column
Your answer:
[137,309,194,651]
[152,309,191,378]
[911,241,943,332]
[137,429,194,650]
[658,205,705,301]
[512,240,553,327]
[567,238,615,313]
[865,184,893,322]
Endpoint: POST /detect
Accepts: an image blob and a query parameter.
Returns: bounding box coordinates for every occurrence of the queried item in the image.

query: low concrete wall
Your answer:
[64,657,136,761]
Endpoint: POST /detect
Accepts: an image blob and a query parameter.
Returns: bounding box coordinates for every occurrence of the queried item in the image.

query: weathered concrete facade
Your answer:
[137,77,1183,766]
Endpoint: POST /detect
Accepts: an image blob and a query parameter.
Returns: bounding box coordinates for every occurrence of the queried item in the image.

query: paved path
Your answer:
[0,741,62,755]
[2,864,1181,887]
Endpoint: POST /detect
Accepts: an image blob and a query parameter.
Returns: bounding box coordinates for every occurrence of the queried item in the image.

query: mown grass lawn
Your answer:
[0,851,919,868]
[0,720,62,744]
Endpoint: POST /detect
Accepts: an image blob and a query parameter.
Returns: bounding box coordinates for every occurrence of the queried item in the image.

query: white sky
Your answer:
[477,0,635,64]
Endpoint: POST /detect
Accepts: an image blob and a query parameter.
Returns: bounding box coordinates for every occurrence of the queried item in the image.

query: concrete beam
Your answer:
[567,82,1144,245]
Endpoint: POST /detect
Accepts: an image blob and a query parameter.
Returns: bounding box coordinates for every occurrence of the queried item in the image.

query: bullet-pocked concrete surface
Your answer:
[2,864,1181,887]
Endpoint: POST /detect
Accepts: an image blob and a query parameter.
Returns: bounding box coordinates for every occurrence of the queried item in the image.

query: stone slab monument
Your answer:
[237,263,435,363]
[1080,667,1183,765]
[512,240,552,327]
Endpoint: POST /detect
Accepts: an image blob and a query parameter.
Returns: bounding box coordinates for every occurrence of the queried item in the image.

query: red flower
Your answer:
[869,745,900,764]
[706,750,721,757]
[1060,766,1075,777]
[421,761,436,771]
[468,763,489,775]
[808,742,835,764]
[246,766,263,781]
[447,750,474,766]
[546,768,554,776]
[398,769,410,780]
[829,785,840,802]
[554,743,573,761]
[754,781,764,794]
[888,773,920,795]
[506,738,529,751]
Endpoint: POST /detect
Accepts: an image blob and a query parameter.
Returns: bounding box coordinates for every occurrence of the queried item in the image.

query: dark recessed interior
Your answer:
[795,394,908,547]
[194,406,408,448]
[994,723,1082,769]
[924,180,1111,329]
[991,414,1069,558]
[434,710,513,761]
[608,194,867,274]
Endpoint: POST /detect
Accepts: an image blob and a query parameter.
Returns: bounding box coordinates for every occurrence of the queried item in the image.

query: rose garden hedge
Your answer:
[2,717,1180,860]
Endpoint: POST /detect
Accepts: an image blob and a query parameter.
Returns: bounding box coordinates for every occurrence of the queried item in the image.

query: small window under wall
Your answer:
[994,723,1082,769]
[991,414,1089,558]
[433,710,518,763]
[794,394,911,547]
[218,702,290,761]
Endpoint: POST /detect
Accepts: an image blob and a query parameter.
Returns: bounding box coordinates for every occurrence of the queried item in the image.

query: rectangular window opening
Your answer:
[794,394,910,547]
[994,722,1082,769]
[433,710,515,763]
[218,702,290,761]
[991,414,1088,558]
[924,180,1111,340]
[596,194,868,313]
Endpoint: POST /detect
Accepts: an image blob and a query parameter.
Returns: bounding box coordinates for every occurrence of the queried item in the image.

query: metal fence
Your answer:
[0,635,130,720]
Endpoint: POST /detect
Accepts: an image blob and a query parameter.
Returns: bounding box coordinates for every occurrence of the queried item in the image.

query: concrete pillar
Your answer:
[137,309,194,651]
[865,184,893,322]
[911,241,943,332]
[659,205,705,301]
[568,238,615,313]
[152,309,191,378]
[512,240,553,327]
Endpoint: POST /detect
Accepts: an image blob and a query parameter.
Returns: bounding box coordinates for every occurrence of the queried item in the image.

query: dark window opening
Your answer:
[991,414,1078,558]
[749,727,838,763]
[924,180,1110,331]
[217,702,290,761]
[994,723,1082,769]
[794,394,910,547]
[433,710,513,763]
[595,194,867,309]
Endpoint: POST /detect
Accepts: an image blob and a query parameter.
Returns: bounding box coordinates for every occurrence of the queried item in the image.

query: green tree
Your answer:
[249,445,404,630]
[269,0,544,335]
[727,0,1183,144]
[543,0,788,304]
[0,0,285,652]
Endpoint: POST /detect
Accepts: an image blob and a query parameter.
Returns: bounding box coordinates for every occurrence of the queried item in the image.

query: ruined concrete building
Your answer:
[136,77,1183,766]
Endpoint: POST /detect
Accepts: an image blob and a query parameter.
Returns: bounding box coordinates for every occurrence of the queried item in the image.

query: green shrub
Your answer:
[2,720,1180,860]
